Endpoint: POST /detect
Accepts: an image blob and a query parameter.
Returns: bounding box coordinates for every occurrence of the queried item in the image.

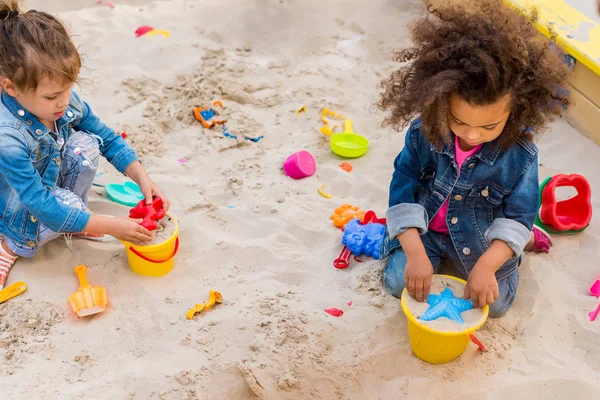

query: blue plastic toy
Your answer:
[341,219,385,260]
[419,287,474,323]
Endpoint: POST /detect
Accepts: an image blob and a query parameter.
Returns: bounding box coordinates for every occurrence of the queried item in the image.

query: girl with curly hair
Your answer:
[378,0,571,317]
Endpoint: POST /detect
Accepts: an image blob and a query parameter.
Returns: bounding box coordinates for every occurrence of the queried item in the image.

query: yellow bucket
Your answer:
[400,275,489,364]
[122,214,179,277]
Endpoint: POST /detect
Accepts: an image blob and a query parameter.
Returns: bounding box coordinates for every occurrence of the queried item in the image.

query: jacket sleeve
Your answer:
[386,123,429,239]
[0,129,90,233]
[485,152,539,256]
[70,91,139,174]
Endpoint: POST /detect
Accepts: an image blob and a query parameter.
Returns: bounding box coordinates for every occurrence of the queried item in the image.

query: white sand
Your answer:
[2,0,600,398]
[403,275,485,332]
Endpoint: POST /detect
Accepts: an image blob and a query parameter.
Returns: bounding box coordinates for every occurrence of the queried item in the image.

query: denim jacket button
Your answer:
[462,247,471,255]
[35,129,43,135]
[66,110,74,118]
[55,158,61,166]
[468,163,475,169]
[28,241,35,247]
[30,215,37,223]
[454,194,463,201]
[481,189,489,197]
[451,217,458,224]
[26,120,32,126]
[17,109,25,117]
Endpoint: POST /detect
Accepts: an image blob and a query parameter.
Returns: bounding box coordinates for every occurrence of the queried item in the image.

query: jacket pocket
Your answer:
[465,183,505,208]
[31,144,53,176]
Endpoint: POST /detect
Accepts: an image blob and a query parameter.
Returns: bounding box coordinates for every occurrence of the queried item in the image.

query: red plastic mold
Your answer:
[539,174,592,232]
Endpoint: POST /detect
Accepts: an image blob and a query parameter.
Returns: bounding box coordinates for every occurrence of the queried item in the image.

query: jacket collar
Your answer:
[430,134,501,165]
[1,91,77,140]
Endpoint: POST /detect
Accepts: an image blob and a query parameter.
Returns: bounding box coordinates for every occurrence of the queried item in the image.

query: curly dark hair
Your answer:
[378,0,571,149]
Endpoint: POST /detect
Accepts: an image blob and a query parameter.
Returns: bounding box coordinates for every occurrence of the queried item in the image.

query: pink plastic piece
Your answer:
[283,151,316,179]
[324,308,344,317]
[135,26,154,37]
[588,303,600,322]
[590,275,600,298]
[347,301,353,306]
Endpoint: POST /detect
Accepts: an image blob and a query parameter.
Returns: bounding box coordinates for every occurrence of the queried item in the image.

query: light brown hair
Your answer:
[0,0,81,91]
[378,0,571,149]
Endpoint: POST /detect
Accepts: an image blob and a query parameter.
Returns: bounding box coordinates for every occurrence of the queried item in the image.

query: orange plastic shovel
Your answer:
[68,265,107,317]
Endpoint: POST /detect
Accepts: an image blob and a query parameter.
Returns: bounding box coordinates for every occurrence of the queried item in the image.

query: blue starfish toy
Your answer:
[419,287,474,323]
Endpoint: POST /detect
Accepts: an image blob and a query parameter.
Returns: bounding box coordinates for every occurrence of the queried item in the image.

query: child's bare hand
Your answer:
[109,217,154,246]
[464,265,499,308]
[404,251,434,302]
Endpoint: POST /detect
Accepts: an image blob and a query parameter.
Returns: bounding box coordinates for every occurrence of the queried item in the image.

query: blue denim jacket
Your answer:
[0,90,139,250]
[382,118,539,280]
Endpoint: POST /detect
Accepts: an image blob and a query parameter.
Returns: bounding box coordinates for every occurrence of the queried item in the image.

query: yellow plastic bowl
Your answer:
[122,214,179,277]
[400,275,489,364]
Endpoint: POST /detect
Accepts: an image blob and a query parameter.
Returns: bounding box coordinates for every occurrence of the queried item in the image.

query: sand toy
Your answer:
[283,151,316,179]
[401,275,489,364]
[590,275,600,298]
[193,101,226,128]
[0,281,27,304]
[106,181,145,207]
[333,211,386,269]
[330,119,369,158]
[68,265,107,317]
[186,290,223,319]
[129,197,166,231]
[330,204,366,229]
[536,174,592,234]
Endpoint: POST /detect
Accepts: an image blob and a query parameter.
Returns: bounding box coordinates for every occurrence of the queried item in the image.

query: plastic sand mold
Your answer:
[330,119,369,158]
[400,275,489,364]
[186,290,223,319]
[106,181,145,207]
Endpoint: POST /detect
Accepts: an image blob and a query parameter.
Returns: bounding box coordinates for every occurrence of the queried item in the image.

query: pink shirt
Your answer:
[429,136,482,234]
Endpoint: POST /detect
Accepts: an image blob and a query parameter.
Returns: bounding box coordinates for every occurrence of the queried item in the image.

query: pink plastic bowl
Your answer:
[283,151,316,179]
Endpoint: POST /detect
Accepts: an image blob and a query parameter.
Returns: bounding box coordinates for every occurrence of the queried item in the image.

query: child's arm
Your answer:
[465,152,540,307]
[387,123,434,301]
[69,91,170,209]
[83,215,153,246]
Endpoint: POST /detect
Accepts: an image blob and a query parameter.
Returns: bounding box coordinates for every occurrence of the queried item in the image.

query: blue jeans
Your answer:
[384,230,519,318]
[4,131,100,257]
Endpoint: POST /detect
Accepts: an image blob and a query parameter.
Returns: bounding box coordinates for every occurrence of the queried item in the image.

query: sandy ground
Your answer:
[1,0,600,399]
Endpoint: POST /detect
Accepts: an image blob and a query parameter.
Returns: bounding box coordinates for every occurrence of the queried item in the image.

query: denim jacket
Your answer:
[0,90,139,250]
[382,118,539,280]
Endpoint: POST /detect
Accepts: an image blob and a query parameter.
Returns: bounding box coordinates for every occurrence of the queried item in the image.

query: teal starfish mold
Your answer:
[419,287,474,323]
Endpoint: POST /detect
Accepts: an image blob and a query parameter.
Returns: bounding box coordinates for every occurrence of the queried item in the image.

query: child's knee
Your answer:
[53,187,87,211]
[384,249,408,298]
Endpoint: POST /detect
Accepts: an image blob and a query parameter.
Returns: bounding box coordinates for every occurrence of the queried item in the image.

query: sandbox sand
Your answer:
[2,0,599,399]
[145,216,176,246]
[403,275,486,332]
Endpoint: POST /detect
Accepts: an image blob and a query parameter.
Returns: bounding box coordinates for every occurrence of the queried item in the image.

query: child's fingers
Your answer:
[463,285,470,301]
[486,291,495,307]
[471,290,480,308]
[408,278,416,299]
[479,293,487,309]
[415,279,424,302]
[493,285,499,300]
[136,225,153,239]
[423,275,432,301]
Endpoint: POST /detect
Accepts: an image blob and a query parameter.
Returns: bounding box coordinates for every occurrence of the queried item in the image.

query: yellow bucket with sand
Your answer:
[400,275,489,364]
[122,214,179,277]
